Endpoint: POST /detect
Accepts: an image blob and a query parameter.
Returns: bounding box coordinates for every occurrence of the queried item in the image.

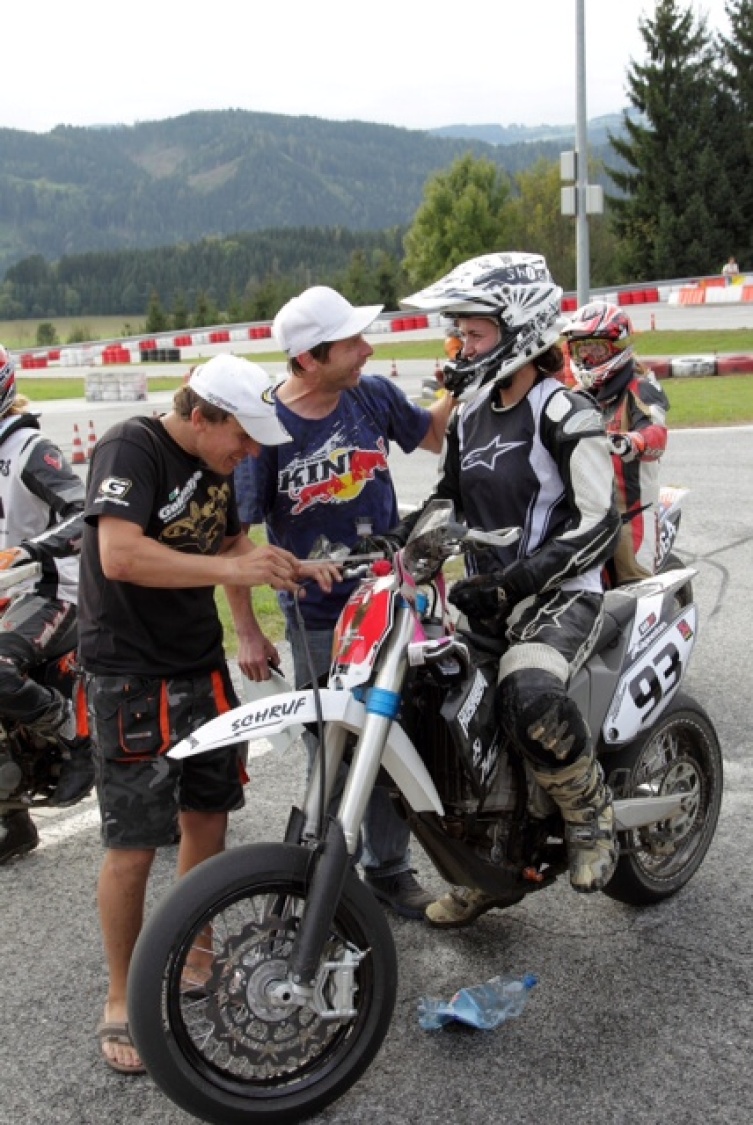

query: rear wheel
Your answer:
[602,693,722,905]
[128,842,397,1125]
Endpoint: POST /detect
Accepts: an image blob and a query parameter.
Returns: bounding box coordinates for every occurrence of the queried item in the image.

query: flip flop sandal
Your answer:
[97,1019,146,1075]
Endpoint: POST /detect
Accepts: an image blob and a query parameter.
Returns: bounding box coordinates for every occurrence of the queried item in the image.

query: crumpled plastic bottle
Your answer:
[418,972,538,1031]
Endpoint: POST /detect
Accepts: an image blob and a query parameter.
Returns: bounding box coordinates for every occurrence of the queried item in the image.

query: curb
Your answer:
[643,354,753,379]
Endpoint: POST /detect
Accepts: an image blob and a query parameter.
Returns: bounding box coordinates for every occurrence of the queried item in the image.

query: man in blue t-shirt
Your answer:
[233,285,455,919]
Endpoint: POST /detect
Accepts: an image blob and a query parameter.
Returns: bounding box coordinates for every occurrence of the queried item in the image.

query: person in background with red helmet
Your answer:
[561,302,669,584]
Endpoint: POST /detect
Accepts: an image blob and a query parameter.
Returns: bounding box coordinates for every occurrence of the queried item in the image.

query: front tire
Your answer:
[128,842,397,1125]
[602,693,722,905]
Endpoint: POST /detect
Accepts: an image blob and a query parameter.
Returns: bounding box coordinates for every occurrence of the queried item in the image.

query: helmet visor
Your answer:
[568,339,616,370]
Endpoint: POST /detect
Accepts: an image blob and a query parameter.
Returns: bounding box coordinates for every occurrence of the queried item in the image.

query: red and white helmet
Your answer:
[561,302,634,391]
[0,345,16,416]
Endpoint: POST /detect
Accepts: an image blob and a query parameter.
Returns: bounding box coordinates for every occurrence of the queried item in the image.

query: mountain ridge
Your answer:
[0,108,626,275]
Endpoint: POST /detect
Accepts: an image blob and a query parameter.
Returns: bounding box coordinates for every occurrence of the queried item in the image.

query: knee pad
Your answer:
[496,669,590,768]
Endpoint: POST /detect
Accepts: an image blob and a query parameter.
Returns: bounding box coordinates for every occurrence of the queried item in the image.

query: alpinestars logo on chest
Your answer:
[462,437,526,472]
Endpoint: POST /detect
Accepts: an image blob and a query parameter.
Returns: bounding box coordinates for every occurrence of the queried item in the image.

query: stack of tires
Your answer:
[140,347,181,363]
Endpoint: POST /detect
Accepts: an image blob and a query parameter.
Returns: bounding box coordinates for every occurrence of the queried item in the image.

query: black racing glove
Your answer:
[449,570,510,625]
[350,534,402,561]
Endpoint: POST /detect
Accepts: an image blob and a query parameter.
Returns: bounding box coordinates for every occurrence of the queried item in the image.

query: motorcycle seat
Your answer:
[593,590,637,653]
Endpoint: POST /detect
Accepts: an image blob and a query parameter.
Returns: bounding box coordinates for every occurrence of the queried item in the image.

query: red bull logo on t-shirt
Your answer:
[283,438,389,515]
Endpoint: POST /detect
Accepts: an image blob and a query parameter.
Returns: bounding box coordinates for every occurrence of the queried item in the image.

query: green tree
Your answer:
[402,154,516,287]
[36,322,59,346]
[145,288,168,333]
[171,290,190,330]
[507,159,577,289]
[341,249,374,306]
[718,0,753,266]
[66,325,92,344]
[226,285,244,324]
[373,250,402,310]
[193,290,220,328]
[607,0,740,278]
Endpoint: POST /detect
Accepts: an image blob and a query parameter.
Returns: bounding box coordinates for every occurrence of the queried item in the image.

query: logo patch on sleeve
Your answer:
[98,476,132,499]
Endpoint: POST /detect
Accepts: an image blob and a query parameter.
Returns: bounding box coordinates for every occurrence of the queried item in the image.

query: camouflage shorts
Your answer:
[87,667,246,849]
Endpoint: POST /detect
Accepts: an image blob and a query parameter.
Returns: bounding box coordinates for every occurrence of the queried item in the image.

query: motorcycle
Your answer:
[0,561,90,815]
[127,500,722,1125]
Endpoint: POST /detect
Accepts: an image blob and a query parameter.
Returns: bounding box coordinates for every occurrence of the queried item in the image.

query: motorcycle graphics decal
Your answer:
[331,577,396,688]
[603,605,697,743]
[230,695,308,736]
[457,669,487,736]
[442,660,502,795]
[626,588,667,658]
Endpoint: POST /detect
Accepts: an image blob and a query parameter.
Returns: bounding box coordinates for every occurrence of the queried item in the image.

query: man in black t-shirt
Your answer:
[79,355,340,1075]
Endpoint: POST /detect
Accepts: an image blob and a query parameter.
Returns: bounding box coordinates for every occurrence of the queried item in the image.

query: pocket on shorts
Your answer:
[94,677,172,761]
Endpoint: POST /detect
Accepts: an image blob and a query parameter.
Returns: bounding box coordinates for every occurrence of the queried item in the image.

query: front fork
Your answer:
[286,599,416,997]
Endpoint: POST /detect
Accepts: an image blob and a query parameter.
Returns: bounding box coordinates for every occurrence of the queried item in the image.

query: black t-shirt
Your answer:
[78,416,240,676]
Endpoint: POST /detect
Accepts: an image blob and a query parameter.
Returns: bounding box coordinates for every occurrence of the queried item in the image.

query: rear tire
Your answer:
[128,842,397,1125]
[602,693,722,906]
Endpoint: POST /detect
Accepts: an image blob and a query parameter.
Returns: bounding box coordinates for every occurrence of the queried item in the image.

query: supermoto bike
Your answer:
[127,500,722,1125]
[0,562,90,814]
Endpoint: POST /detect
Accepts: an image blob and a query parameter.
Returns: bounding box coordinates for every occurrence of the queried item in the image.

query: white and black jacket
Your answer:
[0,413,85,604]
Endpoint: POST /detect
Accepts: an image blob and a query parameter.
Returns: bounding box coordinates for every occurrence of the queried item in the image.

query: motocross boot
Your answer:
[530,753,618,893]
[0,810,39,864]
[51,736,95,807]
[26,688,74,740]
[27,692,94,808]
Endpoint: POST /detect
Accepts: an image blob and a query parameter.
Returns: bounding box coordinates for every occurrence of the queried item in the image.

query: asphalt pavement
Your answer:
[1,380,752,1125]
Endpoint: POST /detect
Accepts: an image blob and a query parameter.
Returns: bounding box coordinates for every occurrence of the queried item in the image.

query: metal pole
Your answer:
[575,0,590,306]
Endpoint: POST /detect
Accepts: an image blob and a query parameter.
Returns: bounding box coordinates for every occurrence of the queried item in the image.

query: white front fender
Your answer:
[169,688,444,816]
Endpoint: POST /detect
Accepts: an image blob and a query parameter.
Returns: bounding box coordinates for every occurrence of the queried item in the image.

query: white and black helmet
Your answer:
[401,252,563,399]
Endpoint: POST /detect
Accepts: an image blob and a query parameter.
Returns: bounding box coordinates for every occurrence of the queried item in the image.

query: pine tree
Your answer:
[718,0,753,266]
[145,288,168,333]
[607,0,740,278]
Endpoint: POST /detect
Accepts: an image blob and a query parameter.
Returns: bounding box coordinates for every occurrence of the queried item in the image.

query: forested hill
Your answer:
[0,108,615,274]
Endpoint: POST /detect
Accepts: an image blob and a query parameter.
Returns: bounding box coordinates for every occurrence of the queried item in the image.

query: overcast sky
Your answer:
[7,1,732,134]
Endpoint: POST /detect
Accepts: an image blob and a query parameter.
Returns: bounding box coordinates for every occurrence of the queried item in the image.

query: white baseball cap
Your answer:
[273,286,383,357]
[189,355,290,445]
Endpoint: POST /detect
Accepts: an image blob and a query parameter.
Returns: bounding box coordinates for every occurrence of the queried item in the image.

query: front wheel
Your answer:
[602,693,722,906]
[128,842,397,1125]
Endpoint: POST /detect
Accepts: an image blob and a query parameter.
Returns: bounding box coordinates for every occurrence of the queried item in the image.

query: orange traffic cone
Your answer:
[86,420,97,460]
[390,360,398,378]
[71,424,86,465]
